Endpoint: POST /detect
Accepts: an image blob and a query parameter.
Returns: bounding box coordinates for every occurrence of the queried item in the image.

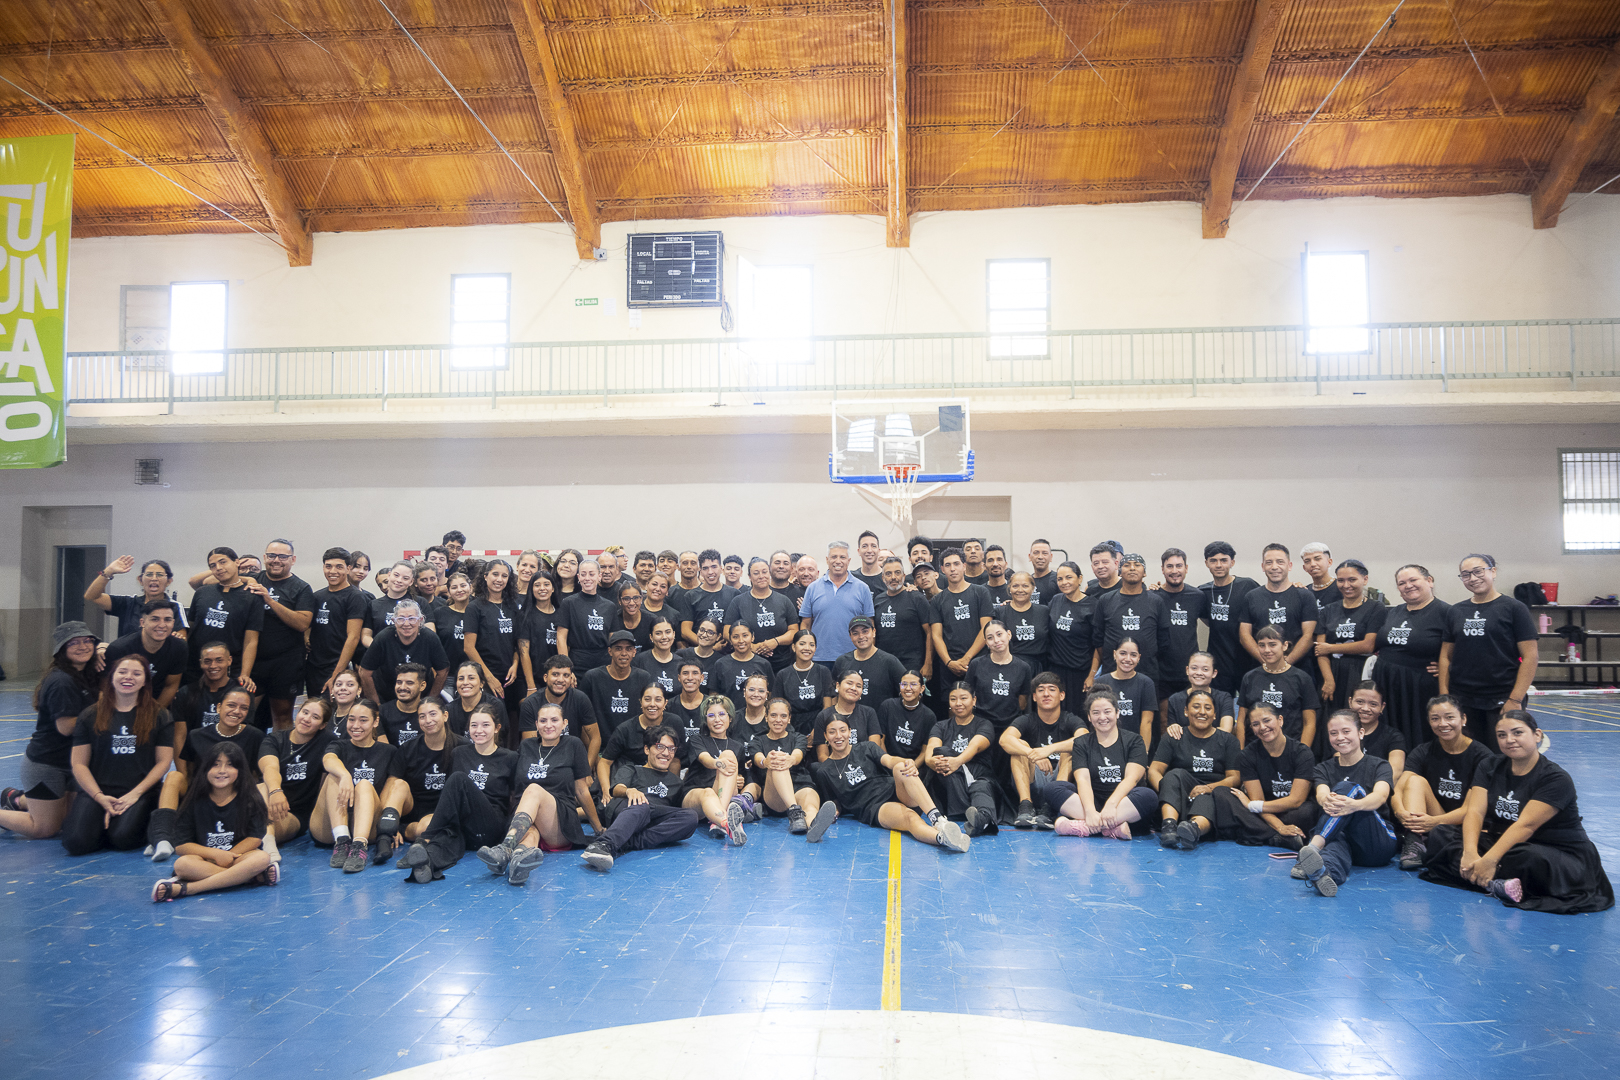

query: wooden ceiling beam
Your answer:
[506,0,601,260]
[1531,45,1620,229]
[139,0,312,266]
[1203,0,1290,239]
[883,0,909,247]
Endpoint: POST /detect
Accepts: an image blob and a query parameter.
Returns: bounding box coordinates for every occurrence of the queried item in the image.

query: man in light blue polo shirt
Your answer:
[798,540,875,662]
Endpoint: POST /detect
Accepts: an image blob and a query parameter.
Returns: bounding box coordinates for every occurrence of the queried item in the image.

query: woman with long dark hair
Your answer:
[1,622,101,840]
[464,558,522,720]
[1313,559,1384,712]
[150,742,276,901]
[62,655,174,855]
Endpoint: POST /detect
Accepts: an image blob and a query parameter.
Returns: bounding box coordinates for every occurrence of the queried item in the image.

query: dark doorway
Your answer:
[56,545,108,639]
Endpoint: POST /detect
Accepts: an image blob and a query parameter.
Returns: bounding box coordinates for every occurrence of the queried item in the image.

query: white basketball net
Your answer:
[883,463,921,530]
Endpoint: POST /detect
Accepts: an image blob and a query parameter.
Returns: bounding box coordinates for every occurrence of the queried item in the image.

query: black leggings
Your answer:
[61,788,159,856]
[420,772,508,870]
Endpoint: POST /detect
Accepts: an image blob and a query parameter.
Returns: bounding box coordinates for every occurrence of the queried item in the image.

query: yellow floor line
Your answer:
[881,828,902,1012]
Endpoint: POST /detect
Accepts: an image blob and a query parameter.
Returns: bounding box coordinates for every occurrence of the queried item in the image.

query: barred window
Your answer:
[1561,450,1620,553]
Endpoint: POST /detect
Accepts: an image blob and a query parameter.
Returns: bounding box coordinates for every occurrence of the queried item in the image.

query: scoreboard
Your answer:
[626,231,723,308]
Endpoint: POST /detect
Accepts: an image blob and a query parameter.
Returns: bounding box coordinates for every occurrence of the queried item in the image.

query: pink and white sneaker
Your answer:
[1054,817,1091,837]
[1105,822,1133,841]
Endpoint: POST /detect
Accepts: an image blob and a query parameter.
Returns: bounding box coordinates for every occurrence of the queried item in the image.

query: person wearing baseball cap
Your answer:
[580,631,654,741]
[0,623,102,841]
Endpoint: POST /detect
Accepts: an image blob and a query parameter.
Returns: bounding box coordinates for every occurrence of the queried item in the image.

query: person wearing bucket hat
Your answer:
[0,622,102,840]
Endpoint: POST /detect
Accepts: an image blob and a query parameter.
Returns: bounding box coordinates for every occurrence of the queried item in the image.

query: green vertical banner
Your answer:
[0,133,74,469]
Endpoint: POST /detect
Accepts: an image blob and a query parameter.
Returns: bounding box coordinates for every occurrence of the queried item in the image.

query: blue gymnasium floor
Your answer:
[0,686,1616,1080]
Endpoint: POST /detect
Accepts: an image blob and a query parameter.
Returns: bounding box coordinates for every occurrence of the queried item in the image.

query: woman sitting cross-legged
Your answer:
[1045,690,1156,841]
[1420,710,1613,913]
[1291,708,1399,898]
[747,697,822,835]
[396,705,520,883]
[151,742,277,902]
[1148,687,1241,850]
[477,701,604,886]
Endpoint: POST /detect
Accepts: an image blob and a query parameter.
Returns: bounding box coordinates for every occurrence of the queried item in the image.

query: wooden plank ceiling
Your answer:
[2,0,1618,264]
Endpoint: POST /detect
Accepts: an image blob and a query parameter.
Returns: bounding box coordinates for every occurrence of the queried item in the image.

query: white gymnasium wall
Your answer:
[1,419,1617,674]
[63,192,1620,354]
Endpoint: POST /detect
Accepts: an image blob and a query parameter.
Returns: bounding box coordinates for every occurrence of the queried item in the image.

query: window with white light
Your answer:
[450,274,510,369]
[987,259,1049,358]
[736,258,813,363]
[1303,250,1370,354]
[1561,450,1620,553]
[168,281,228,375]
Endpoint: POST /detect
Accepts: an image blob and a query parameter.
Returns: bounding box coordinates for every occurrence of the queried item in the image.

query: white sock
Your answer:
[262,830,281,863]
[332,826,350,842]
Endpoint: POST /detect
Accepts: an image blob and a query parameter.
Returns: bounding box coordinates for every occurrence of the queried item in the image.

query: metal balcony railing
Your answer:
[65,318,1620,412]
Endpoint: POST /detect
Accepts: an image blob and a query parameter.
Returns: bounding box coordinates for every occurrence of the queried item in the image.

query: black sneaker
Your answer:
[1175,820,1201,850]
[507,846,543,886]
[476,844,511,875]
[342,840,370,874]
[1032,813,1055,830]
[0,787,22,812]
[965,807,986,837]
[1014,801,1036,829]
[582,839,615,871]
[329,836,351,868]
[372,835,396,865]
[806,804,837,843]
[725,800,748,846]
[1398,836,1426,871]
[1159,820,1179,848]
[787,805,809,834]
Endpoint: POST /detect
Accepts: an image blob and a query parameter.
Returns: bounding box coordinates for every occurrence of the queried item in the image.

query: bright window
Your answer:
[736,258,812,363]
[1562,450,1620,553]
[451,274,510,369]
[1304,250,1370,354]
[987,259,1048,358]
[169,281,227,375]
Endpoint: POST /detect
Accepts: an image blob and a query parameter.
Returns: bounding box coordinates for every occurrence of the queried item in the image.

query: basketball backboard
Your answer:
[829,398,973,485]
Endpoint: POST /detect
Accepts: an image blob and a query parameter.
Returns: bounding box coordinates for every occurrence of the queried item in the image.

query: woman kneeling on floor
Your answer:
[397,705,519,883]
[477,701,602,886]
[1420,710,1613,913]
[1292,709,1398,897]
[151,742,276,901]
[1045,690,1156,841]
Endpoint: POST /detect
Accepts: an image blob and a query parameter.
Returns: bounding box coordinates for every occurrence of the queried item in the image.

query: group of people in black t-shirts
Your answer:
[1,532,1608,913]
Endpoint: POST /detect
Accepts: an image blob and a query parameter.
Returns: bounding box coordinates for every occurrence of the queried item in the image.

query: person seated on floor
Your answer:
[259,696,337,846]
[807,716,970,852]
[597,684,676,801]
[0,622,102,842]
[62,656,175,857]
[876,669,936,767]
[1348,680,1406,781]
[734,673,773,746]
[924,683,1000,838]
[680,695,754,846]
[1291,708,1399,898]
[312,698,399,874]
[809,671,884,762]
[375,696,461,863]
[1212,702,1317,851]
[746,697,821,835]
[146,686,265,862]
[1391,694,1497,871]
[477,701,603,886]
[1148,687,1241,851]
[1000,672,1086,830]
[1045,690,1155,841]
[150,742,277,902]
[395,705,519,883]
[582,725,702,871]
[1420,710,1614,913]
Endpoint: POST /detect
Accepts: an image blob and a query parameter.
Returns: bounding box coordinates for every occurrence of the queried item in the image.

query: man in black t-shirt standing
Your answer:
[1238,543,1318,670]
[1199,541,1260,695]
[185,547,264,687]
[873,557,936,677]
[246,538,316,731]
[852,531,886,593]
[307,547,367,697]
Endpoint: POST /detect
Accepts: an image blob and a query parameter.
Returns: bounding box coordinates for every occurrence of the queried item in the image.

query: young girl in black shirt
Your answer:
[151,742,275,902]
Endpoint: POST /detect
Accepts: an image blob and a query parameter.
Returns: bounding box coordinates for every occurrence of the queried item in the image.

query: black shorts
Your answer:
[255,651,305,700]
[304,661,341,698]
[843,782,897,828]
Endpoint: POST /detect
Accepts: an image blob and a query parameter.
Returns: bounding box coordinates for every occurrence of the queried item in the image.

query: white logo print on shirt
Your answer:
[425,764,445,790]
[316,602,330,626]
[991,673,1010,697]
[953,600,970,621]
[646,780,670,798]
[950,733,971,754]
[896,720,914,746]
[1055,611,1072,631]
[1494,789,1521,821]
[470,764,490,790]
[880,606,896,628]
[544,624,555,645]
[587,610,605,631]
[1336,619,1357,640]
[1170,603,1187,627]
[657,672,675,693]
[1261,682,1284,709]
[1210,595,1230,622]
[611,689,629,713]
[1097,755,1122,783]
[843,762,869,786]
[798,679,815,701]
[1015,620,1034,641]
[1116,696,1135,716]
[1192,750,1215,772]
[1462,614,1486,637]
[1268,601,1287,625]
[286,753,308,782]
[1438,768,1462,801]
[352,762,376,783]
[1387,620,1413,645]
[205,600,229,629]
[757,604,776,628]
[1270,776,1292,798]
[111,725,136,755]
[1121,607,1140,631]
[497,613,513,634]
[207,820,234,849]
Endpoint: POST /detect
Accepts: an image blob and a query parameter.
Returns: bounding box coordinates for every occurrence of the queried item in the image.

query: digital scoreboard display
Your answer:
[626,231,722,308]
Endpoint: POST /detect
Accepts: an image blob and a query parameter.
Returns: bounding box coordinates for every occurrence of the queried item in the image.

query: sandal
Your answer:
[258,862,280,887]
[0,787,22,812]
[150,877,188,903]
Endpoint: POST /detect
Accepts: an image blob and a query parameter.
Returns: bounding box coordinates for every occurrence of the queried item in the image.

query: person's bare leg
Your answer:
[158,769,188,812]
[351,782,380,842]
[168,850,274,895]
[795,786,821,818]
[878,802,939,845]
[763,768,795,813]
[0,794,71,839]
[893,772,939,817]
[309,778,338,845]
[1010,755,1034,803]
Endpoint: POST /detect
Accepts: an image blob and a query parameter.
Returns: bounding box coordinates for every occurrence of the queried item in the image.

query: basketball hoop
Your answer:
[882,463,921,529]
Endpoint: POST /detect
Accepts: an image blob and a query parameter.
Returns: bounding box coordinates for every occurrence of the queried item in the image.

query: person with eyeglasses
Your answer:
[242,539,316,732]
[358,599,449,704]
[675,617,724,693]
[1437,554,1539,743]
[582,724,701,870]
[84,556,188,639]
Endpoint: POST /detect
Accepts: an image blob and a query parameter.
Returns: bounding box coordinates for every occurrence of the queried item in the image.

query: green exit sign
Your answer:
[575,297,598,307]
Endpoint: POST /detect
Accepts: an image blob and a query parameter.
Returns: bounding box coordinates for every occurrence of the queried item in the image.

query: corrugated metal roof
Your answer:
[0,0,1615,241]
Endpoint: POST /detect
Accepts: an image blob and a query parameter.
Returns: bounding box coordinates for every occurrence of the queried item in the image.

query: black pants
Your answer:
[937,764,996,821]
[1460,704,1503,744]
[420,772,508,870]
[602,801,700,853]
[1157,768,1217,824]
[1211,788,1319,847]
[61,787,159,856]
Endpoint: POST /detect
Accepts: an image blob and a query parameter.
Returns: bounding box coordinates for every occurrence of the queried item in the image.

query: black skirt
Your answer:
[1420,823,1616,915]
[1372,658,1438,749]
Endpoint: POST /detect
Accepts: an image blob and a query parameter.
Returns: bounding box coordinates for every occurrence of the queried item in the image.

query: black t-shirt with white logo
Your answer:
[1376,600,1452,668]
[723,592,801,669]
[517,734,591,800]
[1199,577,1260,683]
[1070,730,1149,806]
[1443,596,1538,707]
[1045,594,1096,670]
[429,601,472,670]
[380,701,423,747]
[1317,599,1386,654]
[186,582,265,676]
[559,592,619,664]
[1478,755,1587,847]
[580,668,654,731]
[331,739,401,788]
[468,597,519,674]
[365,594,417,637]
[712,653,775,710]
[682,585,741,630]
[308,586,368,671]
[360,629,449,702]
[1152,728,1241,783]
[611,762,684,807]
[632,650,684,698]
[1240,737,1317,801]
[103,632,188,692]
[811,741,893,816]
[832,649,907,710]
[929,716,996,783]
[518,687,599,742]
[1093,589,1172,684]
[1155,586,1208,684]
[517,604,559,672]
[1240,585,1318,651]
[396,733,459,812]
[872,590,936,672]
[447,692,508,738]
[1011,709,1085,770]
[176,792,265,851]
[1359,722,1407,765]
[682,732,748,789]
[1404,738,1495,814]
[999,604,1051,671]
[107,593,188,638]
[1028,572,1057,607]
[1238,666,1319,742]
[1312,754,1395,819]
[930,584,995,660]
[181,723,266,777]
[451,743,519,812]
[964,653,1033,731]
[260,727,334,810]
[773,663,836,731]
[811,704,881,754]
[73,707,175,797]
[170,680,233,733]
[879,698,937,760]
[673,647,719,692]
[1163,688,1235,730]
[253,572,316,660]
[1090,671,1157,726]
